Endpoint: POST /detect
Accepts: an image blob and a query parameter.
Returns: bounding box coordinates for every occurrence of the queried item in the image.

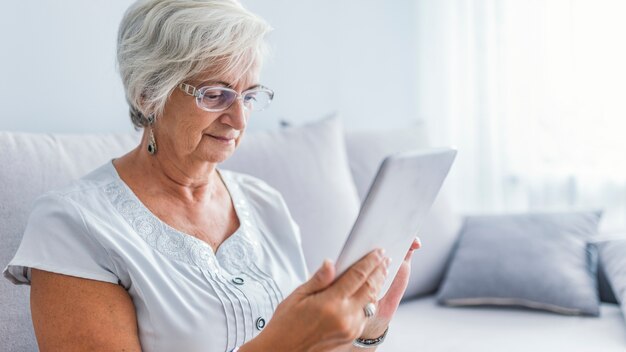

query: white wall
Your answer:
[0,1,419,133]
[0,1,132,133]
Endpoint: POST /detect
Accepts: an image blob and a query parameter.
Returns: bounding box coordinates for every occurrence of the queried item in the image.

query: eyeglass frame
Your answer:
[178,82,275,112]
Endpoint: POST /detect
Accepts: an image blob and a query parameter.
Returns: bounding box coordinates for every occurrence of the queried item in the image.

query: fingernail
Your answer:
[324,258,333,266]
[385,257,392,268]
[416,237,422,247]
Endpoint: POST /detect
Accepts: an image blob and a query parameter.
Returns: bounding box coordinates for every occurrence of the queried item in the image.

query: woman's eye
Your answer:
[203,92,224,101]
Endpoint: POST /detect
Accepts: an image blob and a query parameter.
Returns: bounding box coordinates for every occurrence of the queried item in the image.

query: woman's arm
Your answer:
[30,269,142,352]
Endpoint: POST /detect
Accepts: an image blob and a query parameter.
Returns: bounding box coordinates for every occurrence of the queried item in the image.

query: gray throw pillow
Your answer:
[437,211,603,316]
[598,256,619,304]
[594,237,626,320]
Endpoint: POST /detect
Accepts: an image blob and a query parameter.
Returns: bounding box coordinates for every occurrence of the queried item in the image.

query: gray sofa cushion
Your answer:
[437,211,603,316]
[0,132,140,351]
[381,295,626,352]
[599,256,619,304]
[594,237,626,323]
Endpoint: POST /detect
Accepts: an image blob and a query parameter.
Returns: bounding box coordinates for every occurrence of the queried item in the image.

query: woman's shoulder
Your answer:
[36,161,119,209]
[6,161,124,286]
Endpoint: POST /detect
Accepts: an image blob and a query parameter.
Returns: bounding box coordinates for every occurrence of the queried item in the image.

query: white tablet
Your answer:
[335,148,457,299]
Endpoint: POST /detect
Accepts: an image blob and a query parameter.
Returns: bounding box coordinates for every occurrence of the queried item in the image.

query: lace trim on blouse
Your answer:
[103,169,260,276]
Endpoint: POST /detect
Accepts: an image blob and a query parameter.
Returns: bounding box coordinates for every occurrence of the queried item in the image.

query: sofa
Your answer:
[1,117,625,351]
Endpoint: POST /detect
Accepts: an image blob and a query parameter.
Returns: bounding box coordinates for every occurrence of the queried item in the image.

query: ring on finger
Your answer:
[363,302,376,318]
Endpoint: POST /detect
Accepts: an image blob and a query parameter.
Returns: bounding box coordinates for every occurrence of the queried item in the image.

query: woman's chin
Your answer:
[196,135,237,162]
[201,147,236,164]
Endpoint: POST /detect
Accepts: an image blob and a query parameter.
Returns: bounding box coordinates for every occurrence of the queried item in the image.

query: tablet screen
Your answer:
[335,148,457,299]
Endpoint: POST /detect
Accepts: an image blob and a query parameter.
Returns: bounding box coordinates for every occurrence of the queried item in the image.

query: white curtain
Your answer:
[414,0,626,232]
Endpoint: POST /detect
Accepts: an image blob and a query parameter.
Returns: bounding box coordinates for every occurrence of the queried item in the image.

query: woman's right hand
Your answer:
[241,249,391,352]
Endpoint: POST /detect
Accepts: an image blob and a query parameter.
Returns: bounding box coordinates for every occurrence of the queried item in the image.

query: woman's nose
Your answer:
[221,98,248,130]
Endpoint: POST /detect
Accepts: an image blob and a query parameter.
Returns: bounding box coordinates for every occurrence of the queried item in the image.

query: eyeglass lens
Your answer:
[197,87,272,112]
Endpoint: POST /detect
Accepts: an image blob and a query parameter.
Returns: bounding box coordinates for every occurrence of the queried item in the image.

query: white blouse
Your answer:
[3,161,308,352]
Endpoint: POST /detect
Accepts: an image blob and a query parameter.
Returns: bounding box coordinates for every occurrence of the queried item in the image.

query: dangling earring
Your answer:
[147,128,157,155]
[146,114,157,155]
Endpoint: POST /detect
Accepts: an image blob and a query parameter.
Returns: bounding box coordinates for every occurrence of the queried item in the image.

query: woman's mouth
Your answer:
[206,134,236,144]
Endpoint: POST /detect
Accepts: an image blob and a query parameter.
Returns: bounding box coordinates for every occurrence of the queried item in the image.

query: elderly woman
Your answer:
[4,1,420,351]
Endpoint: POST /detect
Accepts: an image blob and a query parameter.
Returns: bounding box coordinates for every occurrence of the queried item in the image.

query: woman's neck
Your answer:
[113,141,222,204]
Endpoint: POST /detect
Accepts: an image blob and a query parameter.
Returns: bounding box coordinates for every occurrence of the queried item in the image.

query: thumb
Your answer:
[298,259,336,295]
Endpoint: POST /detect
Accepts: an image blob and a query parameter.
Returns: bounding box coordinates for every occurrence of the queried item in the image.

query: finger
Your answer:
[352,257,391,308]
[331,249,385,298]
[377,259,411,320]
[404,237,421,261]
[412,237,422,250]
[296,259,336,295]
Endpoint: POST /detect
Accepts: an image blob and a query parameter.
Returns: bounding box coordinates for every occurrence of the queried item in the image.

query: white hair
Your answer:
[117,0,271,128]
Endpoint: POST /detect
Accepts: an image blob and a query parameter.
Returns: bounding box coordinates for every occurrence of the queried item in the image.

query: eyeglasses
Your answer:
[178,83,274,112]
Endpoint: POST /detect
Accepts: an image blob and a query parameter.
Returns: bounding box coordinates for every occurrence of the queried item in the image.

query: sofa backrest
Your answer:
[1,126,616,350]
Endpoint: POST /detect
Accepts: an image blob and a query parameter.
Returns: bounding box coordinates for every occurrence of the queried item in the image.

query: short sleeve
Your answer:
[3,193,119,285]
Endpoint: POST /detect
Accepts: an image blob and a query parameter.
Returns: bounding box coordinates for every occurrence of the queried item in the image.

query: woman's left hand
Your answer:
[358,237,422,341]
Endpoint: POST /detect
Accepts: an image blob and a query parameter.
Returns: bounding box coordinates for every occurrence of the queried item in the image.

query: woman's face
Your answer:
[155,69,259,166]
